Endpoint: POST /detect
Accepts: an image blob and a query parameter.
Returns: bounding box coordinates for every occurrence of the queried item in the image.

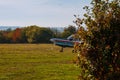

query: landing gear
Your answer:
[60,47,63,52]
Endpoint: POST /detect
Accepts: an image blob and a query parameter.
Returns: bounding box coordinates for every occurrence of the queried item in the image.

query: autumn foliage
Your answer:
[12,28,22,43]
[0,25,54,43]
[0,25,76,43]
[74,0,120,80]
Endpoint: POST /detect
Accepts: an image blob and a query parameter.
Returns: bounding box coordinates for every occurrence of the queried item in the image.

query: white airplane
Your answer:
[50,35,80,52]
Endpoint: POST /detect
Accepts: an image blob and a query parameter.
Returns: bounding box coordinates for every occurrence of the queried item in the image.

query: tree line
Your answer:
[0,25,76,43]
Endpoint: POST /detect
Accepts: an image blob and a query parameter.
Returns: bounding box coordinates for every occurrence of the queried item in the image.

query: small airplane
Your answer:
[50,35,80,52]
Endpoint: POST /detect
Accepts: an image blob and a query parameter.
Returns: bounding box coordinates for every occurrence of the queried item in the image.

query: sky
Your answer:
[0,0,91,27]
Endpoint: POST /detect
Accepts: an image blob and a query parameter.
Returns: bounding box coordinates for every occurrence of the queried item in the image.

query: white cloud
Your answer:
[0,0,90,27]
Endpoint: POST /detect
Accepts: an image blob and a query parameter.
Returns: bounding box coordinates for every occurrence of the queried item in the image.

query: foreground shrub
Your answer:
[74,0,120,80]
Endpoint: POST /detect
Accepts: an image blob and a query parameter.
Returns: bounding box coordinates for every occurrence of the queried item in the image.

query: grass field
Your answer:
[0,44,80,80]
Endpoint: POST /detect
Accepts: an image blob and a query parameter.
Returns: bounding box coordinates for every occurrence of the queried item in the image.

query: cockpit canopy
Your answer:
[67,35,79,41]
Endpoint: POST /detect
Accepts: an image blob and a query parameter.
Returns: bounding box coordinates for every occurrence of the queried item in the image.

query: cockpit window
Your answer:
[67,35,74,40]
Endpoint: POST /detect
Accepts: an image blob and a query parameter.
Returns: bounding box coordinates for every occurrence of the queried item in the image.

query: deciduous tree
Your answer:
[75,0,120,80]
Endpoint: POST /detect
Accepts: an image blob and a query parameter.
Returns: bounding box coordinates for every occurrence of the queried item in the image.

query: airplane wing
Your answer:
[50,38,74,47]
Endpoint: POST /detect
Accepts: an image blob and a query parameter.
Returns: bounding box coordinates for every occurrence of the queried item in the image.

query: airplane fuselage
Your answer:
[50,38,74,47]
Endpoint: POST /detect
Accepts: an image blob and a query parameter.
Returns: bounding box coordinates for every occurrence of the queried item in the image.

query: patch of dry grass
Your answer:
[0,44,80,80]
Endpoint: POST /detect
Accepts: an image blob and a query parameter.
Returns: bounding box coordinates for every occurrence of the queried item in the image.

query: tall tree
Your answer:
[75,0,120,80]
[25,25,54,43]
[12,28,22,43]
[25,25,40,43]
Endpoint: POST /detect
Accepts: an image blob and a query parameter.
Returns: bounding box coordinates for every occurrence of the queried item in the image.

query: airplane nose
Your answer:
[50,38,54,42]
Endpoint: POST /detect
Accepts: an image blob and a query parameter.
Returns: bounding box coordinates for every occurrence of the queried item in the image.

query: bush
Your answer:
[74,0,120,80]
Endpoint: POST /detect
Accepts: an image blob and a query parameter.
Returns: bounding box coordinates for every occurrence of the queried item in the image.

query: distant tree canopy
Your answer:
[0,25,54,43]
[24,25,54,43]
[61,25,76,38]
[0,25,76,43]
[75,0,120,80]
[0,32,4,43]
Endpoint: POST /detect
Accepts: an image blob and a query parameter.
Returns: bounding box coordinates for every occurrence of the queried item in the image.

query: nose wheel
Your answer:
[60,47,63,52]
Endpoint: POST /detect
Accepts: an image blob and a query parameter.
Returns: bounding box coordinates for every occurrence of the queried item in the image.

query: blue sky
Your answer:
[0,0,91,27]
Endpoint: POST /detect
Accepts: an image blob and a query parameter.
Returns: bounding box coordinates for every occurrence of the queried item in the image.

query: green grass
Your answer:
[0,44,80,80]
